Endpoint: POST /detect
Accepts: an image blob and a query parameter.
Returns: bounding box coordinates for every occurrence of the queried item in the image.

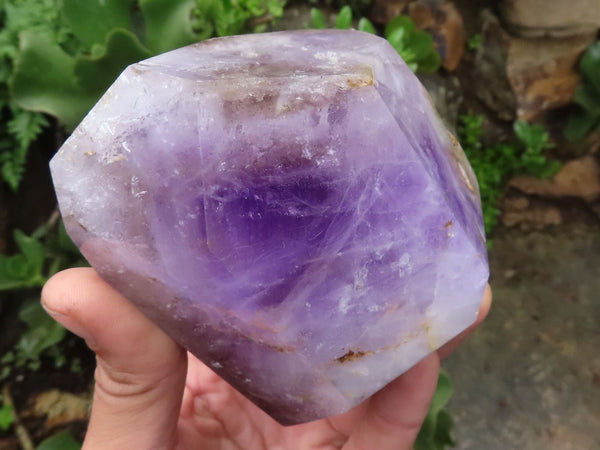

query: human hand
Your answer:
[42,268,491,450]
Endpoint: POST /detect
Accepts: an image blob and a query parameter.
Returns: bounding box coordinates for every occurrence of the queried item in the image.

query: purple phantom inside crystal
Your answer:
[50,30,489,425]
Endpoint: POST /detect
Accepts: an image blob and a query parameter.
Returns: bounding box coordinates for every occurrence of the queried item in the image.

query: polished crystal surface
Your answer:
[50,30,489,425]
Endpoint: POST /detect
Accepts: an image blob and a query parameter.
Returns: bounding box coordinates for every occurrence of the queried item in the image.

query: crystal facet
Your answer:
[50,30,489,425]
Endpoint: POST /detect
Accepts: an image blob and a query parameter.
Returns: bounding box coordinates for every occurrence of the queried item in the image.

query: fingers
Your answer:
[437,284,492,360]
[42,268,187,449]
[343,353,440,450]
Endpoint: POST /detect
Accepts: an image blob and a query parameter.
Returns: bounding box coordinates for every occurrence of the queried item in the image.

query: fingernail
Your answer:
[41,302,65,317]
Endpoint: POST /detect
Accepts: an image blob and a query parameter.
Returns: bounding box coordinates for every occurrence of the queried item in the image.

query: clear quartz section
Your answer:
[50,30,489,425]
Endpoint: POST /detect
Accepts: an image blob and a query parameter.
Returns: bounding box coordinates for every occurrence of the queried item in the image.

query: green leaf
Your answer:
[467,33,482,51]
[358,18,376,34]
[10,31,96,129]
[414,371,455,450]
[310,8,326,29]
[564,109,599,142]
[75,28,151,97]
[514,121,554,153]
[384,16,440,73]
[580,41,600,95]
[13,229,45,277]
[406,61,418,72]
[1,158,24,192]
[140,0,197,54]
[1,108,48,191]
[385,15,416,41]
[19,299,53,330]
[563,42,600,141]
[534,159,563,179]
[414,415,436,450]
[0,105,48,192]
[61,0,134,48]
[7,109,48,150]
[406,32,435,62]
[513,121,534,143]
[572,85,600,114]
[335,6,352,29]
[429,371,453,415]
[0,229,47,290]
[434,409,456,448]
[416,47,442,73]
[386,26,409,55]
[0,257,32,290]
[0,402,14,431]
[37,430,81,450]
[17,300,66,361]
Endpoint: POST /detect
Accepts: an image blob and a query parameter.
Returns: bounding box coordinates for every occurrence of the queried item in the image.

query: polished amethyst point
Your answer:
[50,30,489,425]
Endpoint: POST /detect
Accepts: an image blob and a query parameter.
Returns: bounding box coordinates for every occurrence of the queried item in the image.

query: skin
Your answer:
[41,268,492,450]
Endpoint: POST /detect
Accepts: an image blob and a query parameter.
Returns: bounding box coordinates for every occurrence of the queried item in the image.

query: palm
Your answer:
[42,269,490,450]
[176,352,439,450]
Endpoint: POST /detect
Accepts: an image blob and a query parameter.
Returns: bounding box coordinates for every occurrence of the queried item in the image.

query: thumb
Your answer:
[42,268,187,449]
[343,353,440,450]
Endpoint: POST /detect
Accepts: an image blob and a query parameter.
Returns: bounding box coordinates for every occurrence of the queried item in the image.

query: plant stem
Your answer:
[248,13,275,27]
[1,384,35,450]
[31,208,60,240]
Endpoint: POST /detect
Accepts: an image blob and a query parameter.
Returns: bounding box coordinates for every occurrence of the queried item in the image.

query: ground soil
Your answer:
[445,223,600,450]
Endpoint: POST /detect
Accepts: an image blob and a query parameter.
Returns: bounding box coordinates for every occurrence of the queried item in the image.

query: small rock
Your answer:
[474,11,595,121]
[407,0,465,70]
[473,11,517,121]
[509,156,600,201]
[507,33,597,121]
[504,268,516,279]
[500,0,600,38]
[418,71,463,129]
[503,195,530,211]
[502,195,563,230]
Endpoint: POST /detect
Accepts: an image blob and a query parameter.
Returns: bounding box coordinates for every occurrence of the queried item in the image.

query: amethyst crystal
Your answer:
[50,30,489,425]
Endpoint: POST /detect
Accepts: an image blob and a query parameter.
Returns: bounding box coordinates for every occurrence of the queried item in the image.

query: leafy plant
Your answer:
[514,121,561,178]
[459,115,561,234]
[564,41,600,141]
[310,6,375,32]
[385,16,441,72]
[0,222,83,291]
[0,229,46,290]
[0,0,285,190]
[309,8,438,72]
[0,108,48,191]
[0,0,74,191]
[1,299,67,376]
[414,371,455,450]
[0,221,85,380]
[357,17,376,34]
[310,7,327,29]
[0,399,14,431]
[190,0,285,42]
[334,5,352,29]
